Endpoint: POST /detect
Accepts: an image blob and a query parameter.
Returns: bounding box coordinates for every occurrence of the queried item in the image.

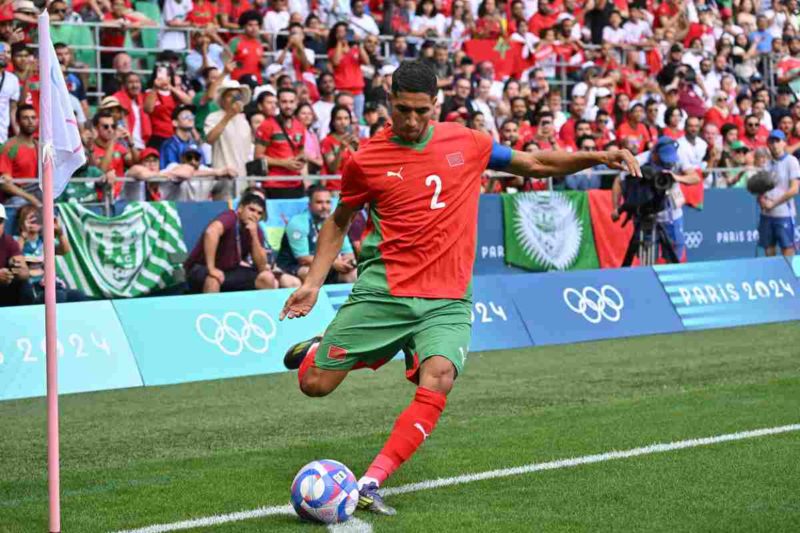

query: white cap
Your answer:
[379,64,397,77]
[595,87,612,98]
[266,63,284,78]
[0,203,6,221]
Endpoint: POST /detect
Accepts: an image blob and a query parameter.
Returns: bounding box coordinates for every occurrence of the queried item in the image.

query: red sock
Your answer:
[297,343,318,386]
[363,387,447,485]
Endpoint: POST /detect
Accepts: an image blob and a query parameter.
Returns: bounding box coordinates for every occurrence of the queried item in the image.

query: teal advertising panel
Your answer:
[654,258,800,330]
[0,301,142,401]
[113,289,337,386]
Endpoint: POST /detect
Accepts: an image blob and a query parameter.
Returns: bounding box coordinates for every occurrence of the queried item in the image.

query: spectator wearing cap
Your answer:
[0,103,38,207]
[98,96,129,132]
[144,63,193,150]
[0,40,19,144]
[0,203,32,307]
[327,22,369,120]
[759,129,800,257]
[93,110,136,199]
[230,10,268,84]
[113,72,151,150]
[160,142,237,201]
[160,104,202,169]
[205,79,252,199]
[612,136,700,262]
[351,0,381,40]
[184,192,278,293]
[121,146,161,201]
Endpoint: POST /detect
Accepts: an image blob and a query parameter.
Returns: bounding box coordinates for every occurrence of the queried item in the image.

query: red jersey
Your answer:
[230,36,264,83]
[0,138,37,181]
[339,122,492,299]
[328,46,365,95]
[255,116,305,188]
[320,134,355,186]
[92,141,128,198]
[187,0,217,26]
[146,90,177,138]
[616,121,653,154]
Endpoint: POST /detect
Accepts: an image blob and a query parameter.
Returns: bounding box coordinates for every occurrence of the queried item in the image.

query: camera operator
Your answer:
[611,136,701,263]
[758,130,799,257]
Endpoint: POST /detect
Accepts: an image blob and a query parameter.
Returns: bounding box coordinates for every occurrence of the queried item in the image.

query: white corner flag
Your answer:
[38,11,86,197]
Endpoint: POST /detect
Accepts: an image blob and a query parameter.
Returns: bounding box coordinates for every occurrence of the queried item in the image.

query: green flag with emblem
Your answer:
[55,202,187,298]
[501,191,600,272]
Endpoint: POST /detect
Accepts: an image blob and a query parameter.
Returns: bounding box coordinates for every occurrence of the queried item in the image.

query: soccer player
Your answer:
[280,61,640,515]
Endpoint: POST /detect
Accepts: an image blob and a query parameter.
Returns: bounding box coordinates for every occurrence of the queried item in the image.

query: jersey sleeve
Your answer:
[285,215,310,257]
[469,128,495,171]
[339,156,373,209]
[255,119,272,147]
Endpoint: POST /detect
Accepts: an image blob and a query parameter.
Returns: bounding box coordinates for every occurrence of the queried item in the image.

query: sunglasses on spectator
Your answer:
[746,122,760,127]
[51,8,66,15]
[99,124,114,130]
[184,153,201,161]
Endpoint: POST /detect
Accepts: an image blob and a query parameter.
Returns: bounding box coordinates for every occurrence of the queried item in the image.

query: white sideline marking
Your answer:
[115,423,800,533]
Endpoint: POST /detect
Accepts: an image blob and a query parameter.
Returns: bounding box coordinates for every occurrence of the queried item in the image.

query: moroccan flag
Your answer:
[463,39,525,79]
[502,191,599,271]
[587,189,634,269]
[55,202,187,298]
[680,181,704,209]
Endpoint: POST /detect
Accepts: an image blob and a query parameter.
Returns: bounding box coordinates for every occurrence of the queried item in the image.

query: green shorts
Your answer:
[316,290,472,380]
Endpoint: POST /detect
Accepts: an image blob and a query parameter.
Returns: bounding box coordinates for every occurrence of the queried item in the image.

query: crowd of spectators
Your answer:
[2,0,800,305]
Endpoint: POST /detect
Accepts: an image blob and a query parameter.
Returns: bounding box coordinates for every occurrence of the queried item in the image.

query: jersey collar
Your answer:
[389,124,434,152]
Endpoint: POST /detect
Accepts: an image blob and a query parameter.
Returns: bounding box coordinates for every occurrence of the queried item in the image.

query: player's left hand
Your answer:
[606,149,641,177]
[280,284,320,320]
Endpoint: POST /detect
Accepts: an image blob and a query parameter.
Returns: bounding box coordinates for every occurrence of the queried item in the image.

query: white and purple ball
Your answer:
[290,459,359,524]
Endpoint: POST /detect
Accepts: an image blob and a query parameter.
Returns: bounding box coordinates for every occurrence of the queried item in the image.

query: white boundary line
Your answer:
[115,423,800,533]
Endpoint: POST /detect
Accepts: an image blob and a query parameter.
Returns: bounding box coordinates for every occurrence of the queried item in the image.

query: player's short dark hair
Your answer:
[240,192,266,212]
[391,61,437,98]
[238,9,263,28]
[307,184,330,200]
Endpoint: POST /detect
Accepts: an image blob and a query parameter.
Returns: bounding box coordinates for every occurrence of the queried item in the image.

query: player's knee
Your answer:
[419,356,456,395]
[299,372,334,397]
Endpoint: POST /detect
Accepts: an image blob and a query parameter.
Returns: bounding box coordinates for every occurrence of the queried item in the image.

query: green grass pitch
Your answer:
[1,322,799,532]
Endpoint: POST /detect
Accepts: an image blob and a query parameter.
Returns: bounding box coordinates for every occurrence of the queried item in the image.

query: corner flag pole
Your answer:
[38,11,61,533]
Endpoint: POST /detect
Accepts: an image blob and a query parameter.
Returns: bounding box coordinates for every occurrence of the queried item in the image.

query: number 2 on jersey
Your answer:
[425,174,446,210]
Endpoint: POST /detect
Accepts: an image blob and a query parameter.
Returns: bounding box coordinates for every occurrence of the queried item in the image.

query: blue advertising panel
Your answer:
[475,195,525,275]
[324,279,532,352]
[504,268,684,345]
[683,189,760,262]
[113,289,336,386]
[469,275,533,351]
[654,257,800,330]
[0,301,142,401]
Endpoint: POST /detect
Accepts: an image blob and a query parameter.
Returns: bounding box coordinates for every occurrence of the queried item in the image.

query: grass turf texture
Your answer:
[1,322,799,532]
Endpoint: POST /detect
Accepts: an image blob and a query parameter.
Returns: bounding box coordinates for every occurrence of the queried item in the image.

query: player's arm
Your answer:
[280,202,359,320]
[491,142,641,178]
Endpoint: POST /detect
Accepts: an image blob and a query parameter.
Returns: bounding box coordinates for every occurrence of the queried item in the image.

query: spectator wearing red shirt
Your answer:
[321,105,360,191]
[473,0,504,39]
[704,93,734,131]
[593,109,615,149]
[113,72,152,149]
[187,0,218,27]
[143,63,192,150]
[229,10,267,83]
[327,22,369,120]
[741,115,769,150]
[92,110,135,199]
[532,112,564,151]
[10,43,38,116]
[254,88,306,198]
[0,104,39,207]
[662,106,685,140]
[558,95,587,148]
[655,0,681,29]
[528,0,559,36]
[100,0,155,72]
[616,104,654,154]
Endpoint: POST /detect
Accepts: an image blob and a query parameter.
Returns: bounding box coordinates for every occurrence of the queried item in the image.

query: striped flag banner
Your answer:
[55,202,187,298]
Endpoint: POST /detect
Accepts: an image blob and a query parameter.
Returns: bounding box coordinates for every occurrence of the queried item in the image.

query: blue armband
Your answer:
[488,141,513,171]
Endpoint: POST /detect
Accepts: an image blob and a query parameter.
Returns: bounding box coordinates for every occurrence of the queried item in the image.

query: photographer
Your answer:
[0,204,32,307]
[758,130,799,257]
[611,136,701,263]
[276,185,357,287]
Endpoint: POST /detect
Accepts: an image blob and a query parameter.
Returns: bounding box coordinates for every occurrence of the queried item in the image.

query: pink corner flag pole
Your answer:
[38,11,61,533]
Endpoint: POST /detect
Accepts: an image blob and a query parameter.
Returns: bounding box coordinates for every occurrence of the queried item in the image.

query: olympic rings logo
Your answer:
[684,231,704,249]
[195,310,277,356]
[562,285,624,324]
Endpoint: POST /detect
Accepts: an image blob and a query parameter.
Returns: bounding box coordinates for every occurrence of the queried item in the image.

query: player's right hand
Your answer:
[280,285,319,320]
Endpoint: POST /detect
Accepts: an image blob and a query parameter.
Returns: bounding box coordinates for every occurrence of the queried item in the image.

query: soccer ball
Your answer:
[290,459,359,524]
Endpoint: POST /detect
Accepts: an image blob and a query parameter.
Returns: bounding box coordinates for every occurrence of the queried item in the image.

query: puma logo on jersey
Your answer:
[414,422,430,441]
[387,167,404,180]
